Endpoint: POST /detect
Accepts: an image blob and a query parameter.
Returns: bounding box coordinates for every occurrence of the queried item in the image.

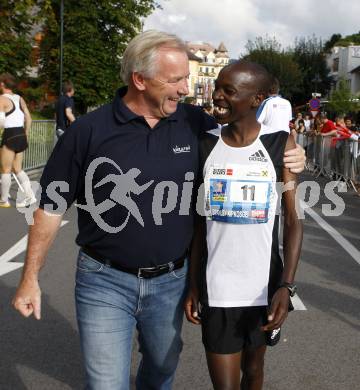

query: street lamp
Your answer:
[312,73,321,95]
[59,0,64,96]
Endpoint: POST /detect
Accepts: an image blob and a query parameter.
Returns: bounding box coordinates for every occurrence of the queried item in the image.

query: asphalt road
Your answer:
[0,172,359,389]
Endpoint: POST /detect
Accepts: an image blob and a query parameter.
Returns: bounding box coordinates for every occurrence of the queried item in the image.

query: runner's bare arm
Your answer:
[263,135,303,331]
[12,208,63,320]
[20,97,32,136]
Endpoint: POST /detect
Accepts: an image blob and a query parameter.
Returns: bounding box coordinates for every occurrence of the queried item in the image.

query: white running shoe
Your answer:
[16,197,37,208]
[0,200,11,208]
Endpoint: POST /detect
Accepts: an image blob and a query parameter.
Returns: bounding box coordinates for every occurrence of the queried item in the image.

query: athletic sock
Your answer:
[16,170,35,199]
[1,173,12,202]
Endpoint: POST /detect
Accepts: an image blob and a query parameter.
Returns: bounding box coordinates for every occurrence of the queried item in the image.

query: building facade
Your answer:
[327,45,360,95]
[187,42,230,105]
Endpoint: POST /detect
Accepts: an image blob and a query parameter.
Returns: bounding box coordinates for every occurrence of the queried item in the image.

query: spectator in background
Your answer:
[313,114,322,134]
[304,114,312,132]
[256,76,293,134]
[0,73,36,208]
[296,119,305,133]
[335,116,358,141]
[345,117,359,133]
[55,80,75,137]
[320,113,337,137]
[294,112,303,130]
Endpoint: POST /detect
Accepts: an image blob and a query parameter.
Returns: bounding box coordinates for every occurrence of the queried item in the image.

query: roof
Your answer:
[217,42,228,52]
[215,51,229,58]
[187,42,216,56]
[350,64,360,73]
[187,51,202,62]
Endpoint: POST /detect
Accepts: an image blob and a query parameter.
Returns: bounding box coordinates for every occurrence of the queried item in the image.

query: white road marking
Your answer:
[291,294,307,310]
[302,201,360,266]
[0,220,68,277]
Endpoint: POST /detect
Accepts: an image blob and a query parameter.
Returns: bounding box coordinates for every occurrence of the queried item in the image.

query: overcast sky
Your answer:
[144,0,360,58]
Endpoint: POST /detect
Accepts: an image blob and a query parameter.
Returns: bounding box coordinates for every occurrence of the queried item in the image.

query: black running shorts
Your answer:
[201,305,277,354]
[1,127,28,153]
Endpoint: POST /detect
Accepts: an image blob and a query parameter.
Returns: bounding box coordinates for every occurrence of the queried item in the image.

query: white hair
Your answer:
[120,30,187,84]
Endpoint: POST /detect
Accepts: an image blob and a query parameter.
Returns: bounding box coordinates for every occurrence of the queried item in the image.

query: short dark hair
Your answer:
[269,76,280,95]
[0,73,17,90]
[62,80,74,94]
[223,60,272,96]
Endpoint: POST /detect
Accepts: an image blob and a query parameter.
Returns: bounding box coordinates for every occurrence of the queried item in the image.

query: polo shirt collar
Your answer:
[112,86,181,124]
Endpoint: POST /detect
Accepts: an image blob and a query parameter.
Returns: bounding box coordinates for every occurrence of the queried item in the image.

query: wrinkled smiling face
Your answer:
[142,48,190,118]
[212,66,257,125]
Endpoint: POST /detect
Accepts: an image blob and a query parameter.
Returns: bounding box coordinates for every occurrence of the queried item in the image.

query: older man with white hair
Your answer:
[12,30,305,390]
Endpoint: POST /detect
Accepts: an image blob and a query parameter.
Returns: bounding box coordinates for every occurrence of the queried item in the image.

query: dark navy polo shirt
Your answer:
[40,87,216,267]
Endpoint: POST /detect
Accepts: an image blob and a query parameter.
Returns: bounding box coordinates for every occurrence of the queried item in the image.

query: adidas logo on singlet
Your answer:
[249,150,268,162]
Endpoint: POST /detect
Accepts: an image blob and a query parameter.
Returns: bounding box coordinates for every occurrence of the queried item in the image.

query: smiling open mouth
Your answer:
[213,104,230,118]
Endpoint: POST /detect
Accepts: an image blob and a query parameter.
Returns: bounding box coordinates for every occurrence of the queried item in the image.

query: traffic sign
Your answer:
[309,98,321,110]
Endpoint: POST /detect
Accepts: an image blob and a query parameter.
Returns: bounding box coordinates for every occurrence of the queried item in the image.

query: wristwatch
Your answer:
[278,282,297,297]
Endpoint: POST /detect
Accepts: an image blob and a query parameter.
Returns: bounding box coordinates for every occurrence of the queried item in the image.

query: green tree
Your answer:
[327,78,360,115]
[0,0,37,76]
[241,36,302,100]
[39,0,159,113]
[292,36,332,105]
[324,31,360,49]
[324,33,342,53]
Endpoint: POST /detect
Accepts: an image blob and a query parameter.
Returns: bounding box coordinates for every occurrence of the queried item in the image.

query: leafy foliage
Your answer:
[38,0,159,113]
[327,78,360,115]
[324,31,360,50]
[292,36,333,104]
[242,35,333,106]
[0,0,37,76]
[242,36,302,100]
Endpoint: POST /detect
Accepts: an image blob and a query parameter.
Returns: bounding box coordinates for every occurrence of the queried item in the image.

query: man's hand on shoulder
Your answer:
[12,277,42,320]
[283,143,306,173]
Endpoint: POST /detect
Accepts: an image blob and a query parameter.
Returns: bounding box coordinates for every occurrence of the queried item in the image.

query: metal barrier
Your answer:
[23,120,56,171]
[297,133,360,191]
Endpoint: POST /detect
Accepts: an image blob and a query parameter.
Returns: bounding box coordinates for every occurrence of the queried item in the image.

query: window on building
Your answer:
[333,58,339,72]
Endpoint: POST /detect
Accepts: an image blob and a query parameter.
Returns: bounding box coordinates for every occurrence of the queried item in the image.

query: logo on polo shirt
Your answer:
[173,145,191,154]
[249,150,268,162]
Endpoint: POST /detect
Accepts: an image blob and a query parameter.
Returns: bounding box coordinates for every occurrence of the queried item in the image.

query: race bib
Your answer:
[205,164,273,224]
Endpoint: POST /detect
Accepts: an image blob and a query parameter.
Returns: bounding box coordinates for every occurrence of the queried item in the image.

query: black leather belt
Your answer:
[81,246,186,279]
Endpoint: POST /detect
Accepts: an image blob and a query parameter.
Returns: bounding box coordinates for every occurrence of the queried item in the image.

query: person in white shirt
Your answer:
[256,77,292,134]
[303,114,312,133]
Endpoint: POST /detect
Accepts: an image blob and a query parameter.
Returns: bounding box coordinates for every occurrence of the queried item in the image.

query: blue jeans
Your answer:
[75,250,188,390]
